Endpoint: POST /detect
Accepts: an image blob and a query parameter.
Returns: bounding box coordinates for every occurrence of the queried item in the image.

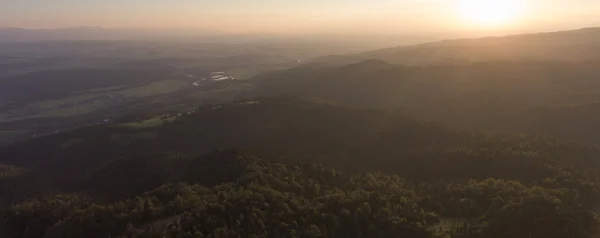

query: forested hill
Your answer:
[2,98,600,237]
[314,27,600,65]
[251,60,600,144]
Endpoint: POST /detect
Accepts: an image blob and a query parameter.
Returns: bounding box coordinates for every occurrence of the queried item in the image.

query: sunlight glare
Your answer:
[459,0,524,26]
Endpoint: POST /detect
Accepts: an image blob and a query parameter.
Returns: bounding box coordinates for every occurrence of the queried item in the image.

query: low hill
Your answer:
[1,98,598,200]
[250,60,600,144]
[3,97,597,178]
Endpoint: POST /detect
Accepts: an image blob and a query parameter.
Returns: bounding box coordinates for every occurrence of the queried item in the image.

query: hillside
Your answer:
[315,27,600,65]
[250,59,600,144]
[1,98,600,237]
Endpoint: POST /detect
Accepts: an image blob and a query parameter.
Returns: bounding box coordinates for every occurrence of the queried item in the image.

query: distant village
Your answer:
[192,71,238,87]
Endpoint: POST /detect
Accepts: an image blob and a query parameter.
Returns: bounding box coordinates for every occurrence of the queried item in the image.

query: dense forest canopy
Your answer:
[2,98,600,237]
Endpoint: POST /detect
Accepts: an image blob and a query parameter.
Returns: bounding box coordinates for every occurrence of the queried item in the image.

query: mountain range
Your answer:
[315,27,600,65]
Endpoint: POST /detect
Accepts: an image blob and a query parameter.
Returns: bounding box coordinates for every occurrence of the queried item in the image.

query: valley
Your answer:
[3,27,600,238]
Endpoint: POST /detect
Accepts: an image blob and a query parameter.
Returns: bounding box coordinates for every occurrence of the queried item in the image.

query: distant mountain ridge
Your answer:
[0,27,226,42]
[314,27,600,65]
[0,27,132,42]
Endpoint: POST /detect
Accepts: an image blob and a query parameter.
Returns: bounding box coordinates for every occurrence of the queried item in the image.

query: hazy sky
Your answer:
[2,0,600,35]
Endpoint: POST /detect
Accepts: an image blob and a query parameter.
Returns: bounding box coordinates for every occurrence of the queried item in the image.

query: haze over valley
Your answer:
[3,1,600,237]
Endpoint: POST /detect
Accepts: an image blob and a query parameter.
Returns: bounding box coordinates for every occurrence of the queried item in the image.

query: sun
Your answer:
[459,0,523,25]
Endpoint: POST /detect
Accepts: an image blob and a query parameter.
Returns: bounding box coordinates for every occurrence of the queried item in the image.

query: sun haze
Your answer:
[1,0,600,37]
[458,0,524,26]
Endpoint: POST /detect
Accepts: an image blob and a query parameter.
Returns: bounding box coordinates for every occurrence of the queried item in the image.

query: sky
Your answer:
[2,0,600,36]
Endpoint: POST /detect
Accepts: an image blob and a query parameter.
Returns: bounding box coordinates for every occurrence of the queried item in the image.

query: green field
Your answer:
[1,79,191,122]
